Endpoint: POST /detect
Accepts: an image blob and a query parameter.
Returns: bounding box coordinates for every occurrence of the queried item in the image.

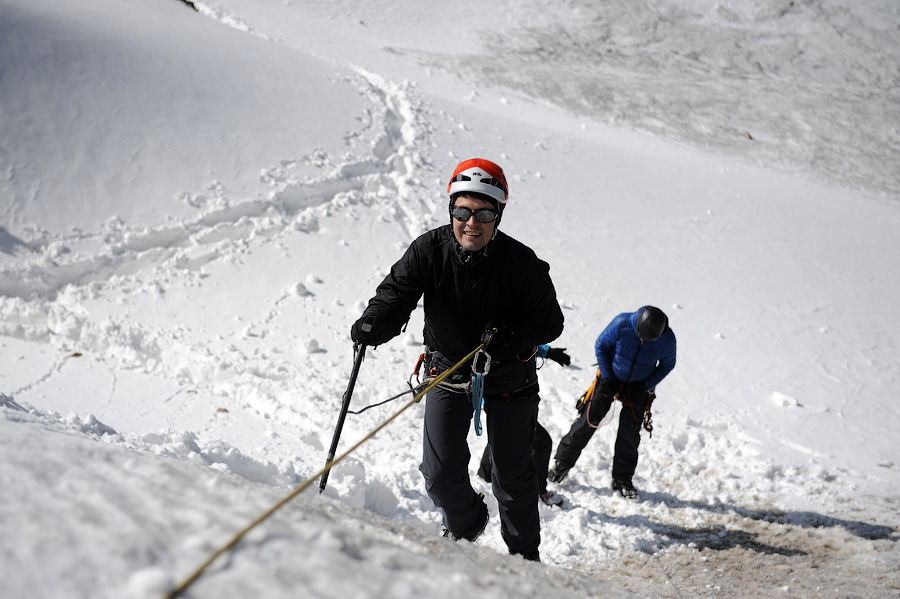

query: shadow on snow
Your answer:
[561,484,897,557]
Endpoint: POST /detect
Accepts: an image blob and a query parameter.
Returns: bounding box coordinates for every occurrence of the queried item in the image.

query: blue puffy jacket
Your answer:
[595,308,676,390]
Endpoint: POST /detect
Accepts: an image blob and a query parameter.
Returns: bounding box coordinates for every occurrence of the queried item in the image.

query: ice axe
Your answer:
[319,340,367,493]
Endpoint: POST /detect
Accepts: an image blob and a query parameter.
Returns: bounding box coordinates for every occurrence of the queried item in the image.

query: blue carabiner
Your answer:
[471,372,485,436]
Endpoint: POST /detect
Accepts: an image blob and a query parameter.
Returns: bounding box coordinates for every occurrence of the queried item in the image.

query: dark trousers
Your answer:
[553,392,645,482]
[420,386,540,555]
[478,420,552,494]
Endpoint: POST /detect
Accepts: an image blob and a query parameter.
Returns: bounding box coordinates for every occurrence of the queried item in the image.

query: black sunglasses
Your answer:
[451,206,499,223]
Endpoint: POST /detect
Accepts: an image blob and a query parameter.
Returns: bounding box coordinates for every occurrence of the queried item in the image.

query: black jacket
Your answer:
[360,225,564,393]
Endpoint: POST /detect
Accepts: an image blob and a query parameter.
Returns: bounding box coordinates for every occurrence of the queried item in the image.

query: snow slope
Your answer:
[1,0,898,597]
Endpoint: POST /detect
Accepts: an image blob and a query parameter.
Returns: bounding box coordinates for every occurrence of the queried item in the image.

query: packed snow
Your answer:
[1,0,898,598]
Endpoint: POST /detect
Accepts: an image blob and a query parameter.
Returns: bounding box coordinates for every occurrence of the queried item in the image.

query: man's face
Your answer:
[451,194,498,252]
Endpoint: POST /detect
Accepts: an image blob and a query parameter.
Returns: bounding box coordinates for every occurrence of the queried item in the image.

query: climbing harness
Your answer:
[618,390,656,437]
[408,340,495,437]
[163,340,487,599]
[580,370,656,436]
[583,337,659,436]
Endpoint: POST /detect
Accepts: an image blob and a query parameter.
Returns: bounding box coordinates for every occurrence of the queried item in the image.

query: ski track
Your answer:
[0,65,428,363]
[0,50,434,485]
[0,53,430,484]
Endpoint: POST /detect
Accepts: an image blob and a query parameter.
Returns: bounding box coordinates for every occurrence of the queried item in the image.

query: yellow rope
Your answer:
[163,343,485,599]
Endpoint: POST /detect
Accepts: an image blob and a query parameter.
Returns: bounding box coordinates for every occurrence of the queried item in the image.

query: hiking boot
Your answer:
[612,479,639,500]
[442,493,489,542]
[510,549,541,562]
[547,461,572,483]
[539,491,563,507]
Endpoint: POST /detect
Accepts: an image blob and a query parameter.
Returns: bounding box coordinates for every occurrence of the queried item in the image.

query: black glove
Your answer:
[595,378,620,402]
[624,381,650,405]
[545,347,570,367]
[350,316,390,346]
[481,322,513,350]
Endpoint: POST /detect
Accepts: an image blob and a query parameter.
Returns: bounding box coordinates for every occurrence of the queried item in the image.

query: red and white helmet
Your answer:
[447,158,509,209]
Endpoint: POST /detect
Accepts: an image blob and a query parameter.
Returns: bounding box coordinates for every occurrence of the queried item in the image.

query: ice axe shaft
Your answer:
[319,343,367,493]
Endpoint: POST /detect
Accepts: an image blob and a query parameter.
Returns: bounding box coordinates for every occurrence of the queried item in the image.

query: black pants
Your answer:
[553,390,646,482]
[478,420,552,494]
[420,386,540,555]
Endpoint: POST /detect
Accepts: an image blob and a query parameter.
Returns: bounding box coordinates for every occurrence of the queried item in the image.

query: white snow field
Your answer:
[1,0,898,598]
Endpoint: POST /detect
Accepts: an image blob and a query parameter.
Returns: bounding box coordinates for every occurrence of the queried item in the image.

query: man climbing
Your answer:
[351,158,564,560]
[548,306,676,499]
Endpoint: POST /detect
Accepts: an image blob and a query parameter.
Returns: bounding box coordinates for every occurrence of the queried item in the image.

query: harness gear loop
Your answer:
[643,392,656,437]
[408,351,433,402]
[575,369,602,412]
[616,390,657,438]
[412,352,425,378]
